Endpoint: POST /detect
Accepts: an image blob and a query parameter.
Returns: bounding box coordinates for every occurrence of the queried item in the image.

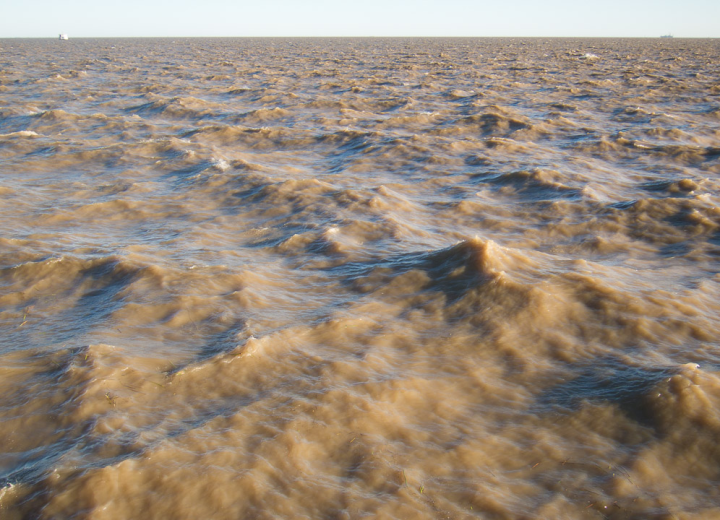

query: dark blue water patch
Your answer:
[244,222,322,249]
[664,204,706,229]
[464,155,492,167]
[465,113,531,135]
[611,107,656,124]
[570,93,601,100]
[537,358,675,429]
[321,130,377,154]
[57,265,133,327]
[226,184,339,225]
[0,349,94,490]
[470,169,582,202]
[124,98,226,123]
[235,109,299,129]
[639,179,677,192]
[607,200,637,210]
[0,112,34,134]
[0,437,82,489]
[708,230,720,248]
[225,87,253,97]
[183,320,249,368]
[704,147,720,159]
[657,241,694,259]
[23,145,57,158]
[637,178,699,198]
[642,144,720,165]
[161,160,215,184]
[548,102,578,112]
[304,234,352,257]
[322,239,500,302]
[565,132,598,143]
[1,258,138,352]
[133,224,184,246]
[125,99,172,115]
[316,131,382,175]
[229,183,272,204]
[601,198,717,250]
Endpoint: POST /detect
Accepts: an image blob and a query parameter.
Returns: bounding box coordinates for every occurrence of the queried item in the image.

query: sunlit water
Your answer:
[1,37,720,519]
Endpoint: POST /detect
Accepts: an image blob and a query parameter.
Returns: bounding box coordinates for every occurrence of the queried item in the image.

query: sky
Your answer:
[1,0,718,38]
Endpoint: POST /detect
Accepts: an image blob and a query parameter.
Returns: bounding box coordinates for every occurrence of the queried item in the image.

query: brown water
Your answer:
[1,37,719,519]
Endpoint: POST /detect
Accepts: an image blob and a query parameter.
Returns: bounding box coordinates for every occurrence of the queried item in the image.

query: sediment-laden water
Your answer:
[1,37,720,519]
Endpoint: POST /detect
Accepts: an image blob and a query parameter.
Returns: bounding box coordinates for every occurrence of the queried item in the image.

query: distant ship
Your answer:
[660,34,673,39]
[59,34,69,40]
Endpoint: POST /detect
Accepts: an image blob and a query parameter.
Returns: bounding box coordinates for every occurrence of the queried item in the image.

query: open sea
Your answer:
[1,37,720,519]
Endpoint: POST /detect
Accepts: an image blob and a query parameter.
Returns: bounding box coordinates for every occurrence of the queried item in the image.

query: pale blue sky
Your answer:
[2,0,718,38]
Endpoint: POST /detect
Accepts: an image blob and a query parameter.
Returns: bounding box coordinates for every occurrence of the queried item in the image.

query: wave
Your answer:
[127,95,224,120]
[233,107,292,125]
[183,124,315,150]
[0,130,39,139]
[472,168,581,201]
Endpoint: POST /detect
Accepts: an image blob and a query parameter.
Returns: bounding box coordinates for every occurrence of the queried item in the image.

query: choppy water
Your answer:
[1,37,720,519]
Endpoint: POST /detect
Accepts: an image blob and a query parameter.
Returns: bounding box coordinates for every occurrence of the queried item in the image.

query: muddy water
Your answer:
[1,37,719,518]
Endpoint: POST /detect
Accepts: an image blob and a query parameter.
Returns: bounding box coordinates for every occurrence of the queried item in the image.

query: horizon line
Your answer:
[2,35,713,39]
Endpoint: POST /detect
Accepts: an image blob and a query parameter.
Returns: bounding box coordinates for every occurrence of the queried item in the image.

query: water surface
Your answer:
[1,37,720,519]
